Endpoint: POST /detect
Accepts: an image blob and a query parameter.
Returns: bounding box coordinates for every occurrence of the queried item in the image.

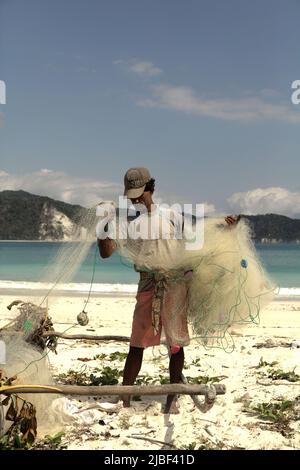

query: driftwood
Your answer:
[42,332,131,342]
[0,383,226,397]
[128,434,176,448]
[42,332,170,346]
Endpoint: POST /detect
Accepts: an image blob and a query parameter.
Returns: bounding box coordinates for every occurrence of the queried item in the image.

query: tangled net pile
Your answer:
[0,207,98,443]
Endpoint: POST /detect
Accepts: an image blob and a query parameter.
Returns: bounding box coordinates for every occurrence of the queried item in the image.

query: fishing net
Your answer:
[117,215,277,352]
[0,207,98,442]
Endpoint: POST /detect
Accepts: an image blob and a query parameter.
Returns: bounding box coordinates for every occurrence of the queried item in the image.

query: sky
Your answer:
[0,0,300,216]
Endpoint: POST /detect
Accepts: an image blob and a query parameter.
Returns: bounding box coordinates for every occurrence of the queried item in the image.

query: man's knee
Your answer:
[170,345,183,355]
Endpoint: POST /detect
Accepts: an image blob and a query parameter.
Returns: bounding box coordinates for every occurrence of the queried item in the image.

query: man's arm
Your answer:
[97,238,116,258]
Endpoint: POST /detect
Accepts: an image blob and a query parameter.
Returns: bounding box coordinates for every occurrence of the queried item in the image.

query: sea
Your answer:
[0,241,299,296]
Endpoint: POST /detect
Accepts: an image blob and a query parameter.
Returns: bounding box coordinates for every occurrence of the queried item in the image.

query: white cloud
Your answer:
[128,61,162,77]
[228,187,300,217]
[115,59,162,78]
[0,168,217,215]
[116,59,300,123]
[0,169,123,207]
[138,84,300,123]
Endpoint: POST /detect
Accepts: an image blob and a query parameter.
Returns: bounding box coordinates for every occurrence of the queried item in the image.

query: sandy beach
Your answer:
[1,291,300,450]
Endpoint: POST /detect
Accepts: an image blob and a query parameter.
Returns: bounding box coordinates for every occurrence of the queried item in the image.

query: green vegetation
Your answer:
[0,190,85,240]
[108,351,128,361]
[267,368,300,382]
[256,357,279,368]
[185,375,223,384]
[256,360,300,382]
[1,191,300,241]
[244,397,300,436]
[55,365,121,386]
[32,432,67,451]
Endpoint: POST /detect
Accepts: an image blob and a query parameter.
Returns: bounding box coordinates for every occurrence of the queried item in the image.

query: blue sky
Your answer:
[0,0,300,215]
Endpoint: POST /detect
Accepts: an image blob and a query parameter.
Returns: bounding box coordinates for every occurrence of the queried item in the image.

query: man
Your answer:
[98,167,239,414]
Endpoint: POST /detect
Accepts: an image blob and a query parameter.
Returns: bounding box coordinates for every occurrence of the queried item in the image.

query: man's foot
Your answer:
[164,395,180,414]
[121,395,131,408]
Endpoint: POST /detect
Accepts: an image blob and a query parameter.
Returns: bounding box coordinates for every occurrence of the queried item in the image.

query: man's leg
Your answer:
[121,345,144,407]
[165,346,184,414]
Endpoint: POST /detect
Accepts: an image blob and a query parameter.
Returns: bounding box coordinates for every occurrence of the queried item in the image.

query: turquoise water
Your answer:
[0,242,299,287]
[0,242,138,284]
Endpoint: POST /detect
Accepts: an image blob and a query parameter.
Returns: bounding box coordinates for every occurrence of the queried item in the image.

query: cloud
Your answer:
[138,84,300,123]
[128,61,162,77]
[0,168,217,215]
[114,59,162,78]
[0,169,123,207]
[116,58,300,123]
[228,187,300,217]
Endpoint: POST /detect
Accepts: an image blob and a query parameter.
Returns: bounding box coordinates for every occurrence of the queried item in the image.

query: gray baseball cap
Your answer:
[124,167,151,198]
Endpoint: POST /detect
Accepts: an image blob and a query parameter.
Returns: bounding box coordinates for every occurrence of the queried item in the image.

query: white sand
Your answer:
[1,293,300,450]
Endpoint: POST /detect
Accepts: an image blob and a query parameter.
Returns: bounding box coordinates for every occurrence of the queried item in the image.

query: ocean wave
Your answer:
[0,280,299,297]
[0,280,138,295]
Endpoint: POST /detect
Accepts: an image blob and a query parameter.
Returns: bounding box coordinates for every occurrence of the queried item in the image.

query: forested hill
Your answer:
[0,190,299,242]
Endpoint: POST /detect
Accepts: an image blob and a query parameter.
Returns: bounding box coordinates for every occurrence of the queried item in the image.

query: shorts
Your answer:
[130,283,190,349]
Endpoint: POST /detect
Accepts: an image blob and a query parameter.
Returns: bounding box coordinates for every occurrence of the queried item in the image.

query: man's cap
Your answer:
[124,167,151,198]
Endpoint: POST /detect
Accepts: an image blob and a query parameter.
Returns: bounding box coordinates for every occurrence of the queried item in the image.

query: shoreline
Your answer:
[0,240,81,243]
[0,279,299,299]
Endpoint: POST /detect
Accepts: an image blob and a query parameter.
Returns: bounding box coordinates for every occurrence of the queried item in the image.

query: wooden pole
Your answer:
[1,383,226,397]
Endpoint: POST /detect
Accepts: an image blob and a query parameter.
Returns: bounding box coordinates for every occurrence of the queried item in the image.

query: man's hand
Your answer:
[98,238,116,258]
[225,214,241,226]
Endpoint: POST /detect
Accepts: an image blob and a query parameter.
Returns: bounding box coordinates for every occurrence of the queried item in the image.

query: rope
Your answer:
[81,243,98,313]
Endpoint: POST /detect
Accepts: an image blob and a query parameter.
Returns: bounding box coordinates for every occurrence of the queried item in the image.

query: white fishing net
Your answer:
[117,216,277,351]
[0,207,98,440]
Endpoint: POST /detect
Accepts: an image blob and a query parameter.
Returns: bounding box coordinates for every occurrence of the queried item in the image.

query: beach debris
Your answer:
[4,300,57,353]
[75,402,121,414]
[233,392,251,406]
[128,434,176,448]
[0,369,37,449]
[253,339,292,349]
